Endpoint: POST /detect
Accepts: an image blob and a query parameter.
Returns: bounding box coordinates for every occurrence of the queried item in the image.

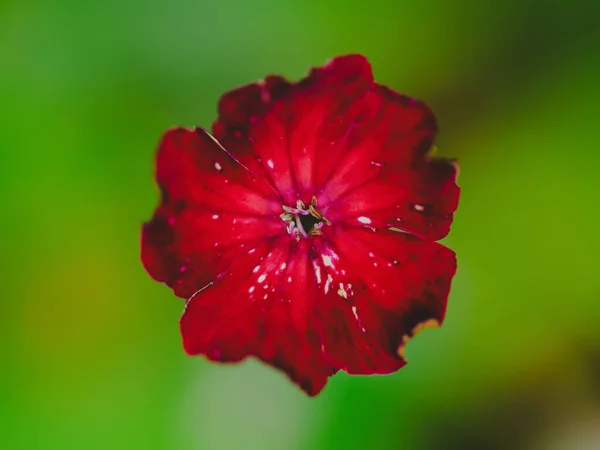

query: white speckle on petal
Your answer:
[371,161,383,167]
[267,159,274,169]
[352,306,359,320]
[257,274,267,283]
[287,277,292,282]
[368,252,375,258]
[312,262,322,284]
[248,286,255,294]
[248,248,256,254]
[253,265,260,273]
[214,162,222,171]
[322,255,334,268]
[212,214,219,220]
[357,216,371,225]
[414,204,425,212]
[337,284,347,299]
[324,274,333,294]
[280,262,287,270]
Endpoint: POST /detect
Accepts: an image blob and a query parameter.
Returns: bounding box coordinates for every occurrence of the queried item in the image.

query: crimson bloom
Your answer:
[142,55,460,396]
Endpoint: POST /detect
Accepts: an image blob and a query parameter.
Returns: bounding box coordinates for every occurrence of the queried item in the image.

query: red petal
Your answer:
[317,85,437,202]
[311,85,432,201]
[141,127,284,298]
[212,55,376,204]
[275,55,375,201]
[212,76,294,200]
[310,84,457,240]
[310,228,455,373]
[180,238,335,396]
[212,75,292,142]
[324,158,460,240]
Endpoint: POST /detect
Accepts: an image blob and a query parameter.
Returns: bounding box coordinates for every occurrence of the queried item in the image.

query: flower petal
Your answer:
[180,238,335,396]
[212,76,295,201]
[155,127,280,211]
[324,157,460,240]
[141,127,284,298]
[309,227,456,373]
[212,75,292,142]
[270,55,375,201]
[212,55,376,204]
[317,85,438,203]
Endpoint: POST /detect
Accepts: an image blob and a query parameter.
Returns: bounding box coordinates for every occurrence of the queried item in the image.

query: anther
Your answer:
[281,197,331,240]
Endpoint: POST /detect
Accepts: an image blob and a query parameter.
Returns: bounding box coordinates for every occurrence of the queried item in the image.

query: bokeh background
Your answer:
[2,0,600,449]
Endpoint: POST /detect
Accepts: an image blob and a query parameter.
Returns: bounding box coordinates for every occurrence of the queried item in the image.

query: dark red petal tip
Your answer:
[213,75,293,141]
[142,55,460,396]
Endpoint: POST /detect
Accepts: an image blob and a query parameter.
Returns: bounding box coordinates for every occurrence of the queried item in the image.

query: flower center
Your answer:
[280,196,331,241]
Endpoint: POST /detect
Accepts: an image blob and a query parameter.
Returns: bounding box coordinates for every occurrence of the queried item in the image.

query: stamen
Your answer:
[308,204,321,219]
[286,221,295,235]
[280,197,331,240]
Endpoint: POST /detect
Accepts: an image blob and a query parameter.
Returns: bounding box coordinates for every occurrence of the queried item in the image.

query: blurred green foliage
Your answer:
[2,0,600,449]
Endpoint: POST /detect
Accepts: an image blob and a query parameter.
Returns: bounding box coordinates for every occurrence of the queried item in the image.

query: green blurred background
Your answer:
[2,0,600,449]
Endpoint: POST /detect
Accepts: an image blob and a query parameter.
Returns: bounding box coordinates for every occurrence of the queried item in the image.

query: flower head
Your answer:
[141,55,460,396]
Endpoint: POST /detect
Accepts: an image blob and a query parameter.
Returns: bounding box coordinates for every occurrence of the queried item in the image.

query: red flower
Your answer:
[141,55,460,396]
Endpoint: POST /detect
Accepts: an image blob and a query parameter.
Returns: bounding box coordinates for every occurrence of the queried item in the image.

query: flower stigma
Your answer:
[280,196,331,241]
